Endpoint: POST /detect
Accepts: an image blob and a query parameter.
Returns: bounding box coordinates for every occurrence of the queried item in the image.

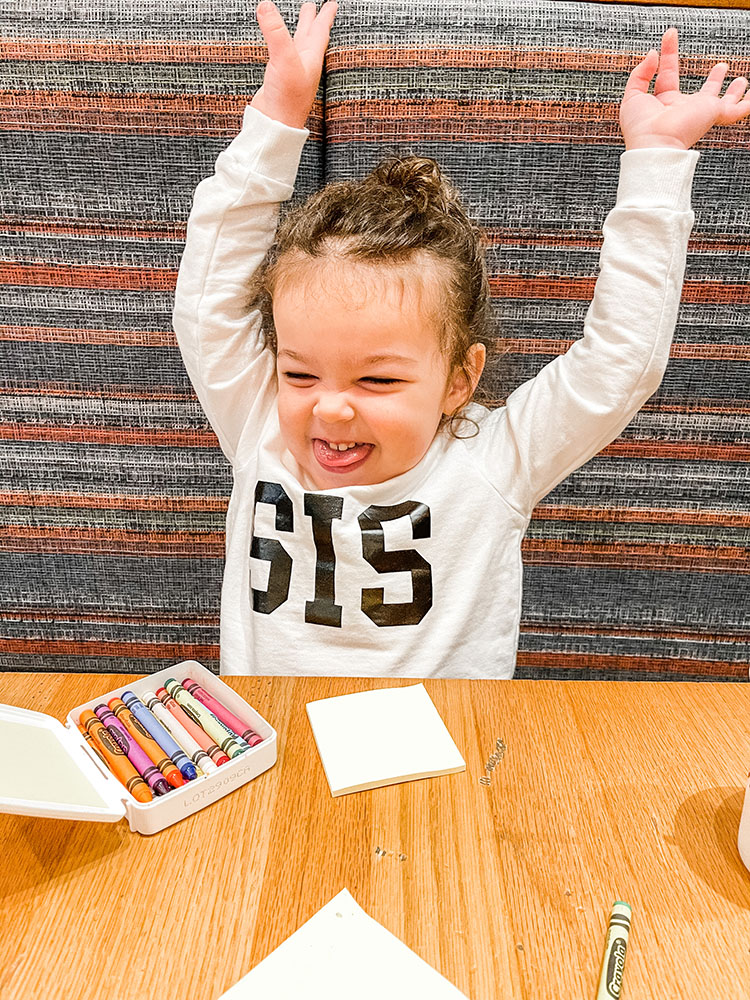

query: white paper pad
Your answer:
[306,683,465,796]
[218,888,470,999]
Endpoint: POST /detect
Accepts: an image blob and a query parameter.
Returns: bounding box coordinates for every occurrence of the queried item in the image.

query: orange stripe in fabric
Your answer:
[521,539,749,572]
[0,637,219,659]
[519,623,750,641]
[0,262,175,291]
[326,47,750,76]
[0,39,267,63]
[325,100,748,147]
[0,525,225,557]
[1,39,744,78]
[500,338,750,361]
[488,275,750,304]
[0,324,176,346]
[0,90,323,136]
[0,607,219,625]
[532,505,750,527]
[0,425,218,446]
[515,650,747,676]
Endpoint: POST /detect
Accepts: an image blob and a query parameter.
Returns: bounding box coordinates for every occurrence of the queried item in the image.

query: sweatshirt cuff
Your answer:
[224,105,310,188]
[617,148,699,211]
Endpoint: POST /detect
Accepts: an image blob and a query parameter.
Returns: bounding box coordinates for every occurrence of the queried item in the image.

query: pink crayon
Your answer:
[183,678,263,747]
[94,703,170,796]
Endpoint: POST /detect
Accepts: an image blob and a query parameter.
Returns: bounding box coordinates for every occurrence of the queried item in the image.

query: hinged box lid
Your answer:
[0,702,127,823]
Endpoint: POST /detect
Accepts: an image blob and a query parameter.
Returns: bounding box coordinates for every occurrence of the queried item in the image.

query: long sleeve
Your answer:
[476,147,699,514]
[172,106,309,462]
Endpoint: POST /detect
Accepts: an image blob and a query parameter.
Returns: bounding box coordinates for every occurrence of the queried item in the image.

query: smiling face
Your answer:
[273,256,485,490]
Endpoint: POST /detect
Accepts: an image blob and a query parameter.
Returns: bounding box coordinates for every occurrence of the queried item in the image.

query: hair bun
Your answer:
[369,155,457,213]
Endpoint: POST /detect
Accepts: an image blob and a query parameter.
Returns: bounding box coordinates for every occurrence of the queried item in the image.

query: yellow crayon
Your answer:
[164,678,246,759]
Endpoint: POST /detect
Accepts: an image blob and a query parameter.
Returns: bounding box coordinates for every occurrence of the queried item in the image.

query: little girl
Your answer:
[173,2,749,678]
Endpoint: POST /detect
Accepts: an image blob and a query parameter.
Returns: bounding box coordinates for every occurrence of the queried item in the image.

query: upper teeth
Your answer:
[329,441,359,451]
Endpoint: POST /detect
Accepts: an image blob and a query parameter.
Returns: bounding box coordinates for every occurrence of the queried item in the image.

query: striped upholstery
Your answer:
[1,1,748,678]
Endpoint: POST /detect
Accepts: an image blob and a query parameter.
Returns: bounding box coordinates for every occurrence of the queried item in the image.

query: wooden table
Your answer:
[1,673,750,999]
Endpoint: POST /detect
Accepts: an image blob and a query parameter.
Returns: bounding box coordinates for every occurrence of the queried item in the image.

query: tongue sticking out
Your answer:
[313,439,373,471]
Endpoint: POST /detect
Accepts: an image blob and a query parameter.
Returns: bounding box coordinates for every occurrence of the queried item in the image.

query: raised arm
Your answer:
[483,29,749,512]
[172,1,337,461]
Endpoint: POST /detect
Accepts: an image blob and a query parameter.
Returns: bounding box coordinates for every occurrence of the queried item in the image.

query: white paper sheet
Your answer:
[306,683,466,796]
[218,888,471,999]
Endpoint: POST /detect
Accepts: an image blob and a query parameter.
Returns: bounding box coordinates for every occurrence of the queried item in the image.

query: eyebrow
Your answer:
[278,349,418,367]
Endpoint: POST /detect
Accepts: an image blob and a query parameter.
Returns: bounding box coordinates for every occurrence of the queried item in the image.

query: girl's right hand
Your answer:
[250,1,338,130]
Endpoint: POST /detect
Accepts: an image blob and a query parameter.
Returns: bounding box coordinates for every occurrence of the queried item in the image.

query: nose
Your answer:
[312,390,355,423]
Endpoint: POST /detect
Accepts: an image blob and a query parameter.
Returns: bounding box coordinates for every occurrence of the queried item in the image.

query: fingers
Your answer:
[699,62,730,98]
[306,0,338,49]
[722,74,748,102]
[622,49,659,102]
[294,1,317,39]
[654,27,680,95]
[256,1,294,58]
[719,76,750,124]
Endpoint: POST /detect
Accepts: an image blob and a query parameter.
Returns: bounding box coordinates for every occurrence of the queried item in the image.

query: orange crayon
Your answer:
[78,722,109,767]
[156,687,230,766]
[108,698,184,789]
[79,709,153,803]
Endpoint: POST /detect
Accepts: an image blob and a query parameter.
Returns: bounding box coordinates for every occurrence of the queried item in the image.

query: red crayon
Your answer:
[156,687,230,766]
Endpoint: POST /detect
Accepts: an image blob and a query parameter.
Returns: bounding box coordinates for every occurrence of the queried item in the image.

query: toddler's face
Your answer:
[272,259,482,490]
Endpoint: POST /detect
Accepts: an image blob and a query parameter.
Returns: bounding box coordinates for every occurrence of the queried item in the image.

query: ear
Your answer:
[443,342,486,415]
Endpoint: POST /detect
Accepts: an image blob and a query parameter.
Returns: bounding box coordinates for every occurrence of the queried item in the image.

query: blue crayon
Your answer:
[121,689,198,781]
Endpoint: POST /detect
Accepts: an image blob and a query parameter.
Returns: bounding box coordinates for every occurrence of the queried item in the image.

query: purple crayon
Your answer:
[183,679,263,747]
[94,703,170,797]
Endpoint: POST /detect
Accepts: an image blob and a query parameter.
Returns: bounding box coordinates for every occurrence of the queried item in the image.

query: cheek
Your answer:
[276,390,308,438]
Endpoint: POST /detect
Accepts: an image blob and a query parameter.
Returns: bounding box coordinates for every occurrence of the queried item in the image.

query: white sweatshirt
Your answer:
[173,106,698,678]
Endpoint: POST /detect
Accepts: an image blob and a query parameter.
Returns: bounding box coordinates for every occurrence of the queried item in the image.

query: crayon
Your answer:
[141,689,218,775]
[180,695,253,755]
[156,687,230,767]
[108,698,184,789]
[79,709,153,803]
[183,678,264,747]
[121,689,198,781]
[78,721,109,768]
[94,703,170,797]
[595,901,631,1000]
[164,678,246,759]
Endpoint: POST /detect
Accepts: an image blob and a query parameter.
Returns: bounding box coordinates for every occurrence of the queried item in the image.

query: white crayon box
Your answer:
[738,775,750,872]
[0,659,277,835]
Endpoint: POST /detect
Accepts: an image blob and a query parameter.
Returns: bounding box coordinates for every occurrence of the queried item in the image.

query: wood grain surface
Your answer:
[1,673,750,999]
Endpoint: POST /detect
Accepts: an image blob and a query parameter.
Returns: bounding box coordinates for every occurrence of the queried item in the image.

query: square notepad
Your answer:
[306,683,465,796]
[218,888,470,999]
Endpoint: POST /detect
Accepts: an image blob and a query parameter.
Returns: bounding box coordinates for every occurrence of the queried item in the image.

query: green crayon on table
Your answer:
[595,901,631,1000]
[164,678,247,759]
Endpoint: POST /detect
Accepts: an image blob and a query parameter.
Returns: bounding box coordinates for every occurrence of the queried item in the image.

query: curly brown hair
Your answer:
[248,153,492,424]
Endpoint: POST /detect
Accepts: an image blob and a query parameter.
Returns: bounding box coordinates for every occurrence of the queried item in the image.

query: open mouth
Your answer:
[312,438,374,473]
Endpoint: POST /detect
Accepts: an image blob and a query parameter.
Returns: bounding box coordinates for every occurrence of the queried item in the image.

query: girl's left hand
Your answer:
[620,27,750,150]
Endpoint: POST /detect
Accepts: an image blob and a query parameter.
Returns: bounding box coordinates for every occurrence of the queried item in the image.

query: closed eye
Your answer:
[283,371,317,382]
[360,377,403,385]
